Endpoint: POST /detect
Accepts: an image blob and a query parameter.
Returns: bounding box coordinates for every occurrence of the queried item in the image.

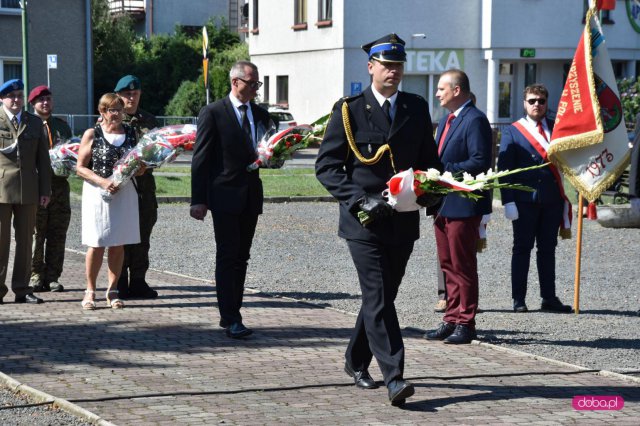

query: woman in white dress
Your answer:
[76,93,145,310]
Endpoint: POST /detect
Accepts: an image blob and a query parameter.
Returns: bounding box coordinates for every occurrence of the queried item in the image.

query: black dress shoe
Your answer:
[226,322,253,338]
[387,378,414,406]
[31,281,50,292]
[424,322,456,340]
[541,297,572,313]
[128,282,158,299]
[48,282,64,292]
[344,363,378,389]
[443,324,476,344]
[513,302,528,313]
[15,294,44,304]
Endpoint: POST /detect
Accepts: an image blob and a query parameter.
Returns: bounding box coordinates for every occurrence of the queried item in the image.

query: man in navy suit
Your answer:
[497,84,572,313]
[424,69,492,344]
[190,61,271,338]
[316,33,441,406]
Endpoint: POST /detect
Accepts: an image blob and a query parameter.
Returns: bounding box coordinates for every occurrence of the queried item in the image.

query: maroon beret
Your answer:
[28,85,52,103]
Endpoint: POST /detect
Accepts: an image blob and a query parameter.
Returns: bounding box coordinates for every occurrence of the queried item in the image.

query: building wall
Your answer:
[27,0,89,117]
[1,1,90,120]
[149,0,229,34]
[0,11,24,82]
[251,0,640,125]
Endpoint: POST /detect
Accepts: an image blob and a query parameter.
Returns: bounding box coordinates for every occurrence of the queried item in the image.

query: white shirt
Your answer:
[450,99,472,118]
[524,115,550,141]
[2,106,22,126]
[229,93,256,147]
[371,86,399,121]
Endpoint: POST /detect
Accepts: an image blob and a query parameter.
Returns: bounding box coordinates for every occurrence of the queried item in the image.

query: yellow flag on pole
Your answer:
[202,26,209,90]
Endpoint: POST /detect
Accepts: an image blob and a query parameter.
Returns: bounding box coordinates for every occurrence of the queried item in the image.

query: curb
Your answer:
[403,326,640,384]
[156,195,336,204]
[0,371,116,426]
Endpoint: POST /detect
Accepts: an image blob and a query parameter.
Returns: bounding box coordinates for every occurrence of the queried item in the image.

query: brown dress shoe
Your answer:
[434,299,447,312]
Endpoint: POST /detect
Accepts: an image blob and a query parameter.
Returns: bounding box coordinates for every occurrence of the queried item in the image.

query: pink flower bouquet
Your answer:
[247,114,329,171]
[49,138,81,177]
[101,124,196,201]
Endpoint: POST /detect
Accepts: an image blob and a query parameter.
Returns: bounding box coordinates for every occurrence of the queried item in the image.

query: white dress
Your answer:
[81,130,140,247]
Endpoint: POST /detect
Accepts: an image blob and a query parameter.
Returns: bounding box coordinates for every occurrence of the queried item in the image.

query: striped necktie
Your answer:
[11,116,19,131]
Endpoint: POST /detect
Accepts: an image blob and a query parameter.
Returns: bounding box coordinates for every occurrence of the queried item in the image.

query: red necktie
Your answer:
[438,113,455,155]
[537,120,548,142]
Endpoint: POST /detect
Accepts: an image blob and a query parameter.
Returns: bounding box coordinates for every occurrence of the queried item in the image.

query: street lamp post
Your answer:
[20,0,29,103]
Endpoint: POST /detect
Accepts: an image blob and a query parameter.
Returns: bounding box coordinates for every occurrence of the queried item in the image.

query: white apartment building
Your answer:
[249,0,640,124]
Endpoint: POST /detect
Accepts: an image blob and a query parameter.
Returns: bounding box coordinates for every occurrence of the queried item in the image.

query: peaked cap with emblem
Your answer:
[361,33,406,63]
[114,75,141,92]
[0,79,24,97]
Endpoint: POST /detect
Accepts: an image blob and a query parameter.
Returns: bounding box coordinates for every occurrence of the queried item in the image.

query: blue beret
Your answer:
[361,33,406,63]
[114,75,141,92]
[0,79,24,97]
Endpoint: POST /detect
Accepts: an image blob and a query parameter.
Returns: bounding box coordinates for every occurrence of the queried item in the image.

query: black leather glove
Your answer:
[357,194,393,220]
[416,193,442,208]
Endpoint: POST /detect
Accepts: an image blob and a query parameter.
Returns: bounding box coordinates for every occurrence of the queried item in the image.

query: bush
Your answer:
[164,43,249,116]
[618,77,640,129]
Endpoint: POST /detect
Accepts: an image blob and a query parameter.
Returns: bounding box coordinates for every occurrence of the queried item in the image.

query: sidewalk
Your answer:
[1,248,638,425]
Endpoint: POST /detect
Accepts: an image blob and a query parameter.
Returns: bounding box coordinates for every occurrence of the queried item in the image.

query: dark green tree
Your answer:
[165,42,249,116]
[91,0,136,110]
[92,6,243,116]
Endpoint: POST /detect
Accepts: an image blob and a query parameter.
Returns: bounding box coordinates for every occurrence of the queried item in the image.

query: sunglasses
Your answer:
[526,98,546,105]
[107,108,123,114]
[237,78,263,89]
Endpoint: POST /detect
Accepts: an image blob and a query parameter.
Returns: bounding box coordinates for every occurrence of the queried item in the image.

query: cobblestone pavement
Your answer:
[1,249,639,425]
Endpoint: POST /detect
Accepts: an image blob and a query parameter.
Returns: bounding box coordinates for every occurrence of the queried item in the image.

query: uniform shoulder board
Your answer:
[342,93,363,102]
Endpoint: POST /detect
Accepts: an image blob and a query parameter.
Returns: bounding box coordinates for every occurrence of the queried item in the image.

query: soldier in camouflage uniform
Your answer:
[28,86,73,293]
[114,75,159,299]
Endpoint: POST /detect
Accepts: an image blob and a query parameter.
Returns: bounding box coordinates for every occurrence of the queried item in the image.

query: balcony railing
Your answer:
[108,0,145,18]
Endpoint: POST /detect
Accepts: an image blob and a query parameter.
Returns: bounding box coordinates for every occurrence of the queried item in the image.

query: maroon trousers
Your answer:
[434,215,482,329]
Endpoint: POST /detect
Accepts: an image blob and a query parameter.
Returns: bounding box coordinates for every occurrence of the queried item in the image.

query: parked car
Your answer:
[268,107,297,131]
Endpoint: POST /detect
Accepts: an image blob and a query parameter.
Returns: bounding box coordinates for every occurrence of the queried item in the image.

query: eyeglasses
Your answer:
[526,98,546,105]
[107,108,123,114]
[237,78,263,89]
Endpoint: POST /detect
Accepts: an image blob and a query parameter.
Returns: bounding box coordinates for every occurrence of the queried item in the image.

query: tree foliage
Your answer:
[91,1,243,116]
[165,41,249,116]
[91,0,136,110]
[618,78,640,129]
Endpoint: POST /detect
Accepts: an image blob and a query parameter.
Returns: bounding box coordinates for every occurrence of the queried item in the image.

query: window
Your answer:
[524,63,537,88]
[263,76,269,103]
[293,0,307,30]
[2,62,22,81]
[498,63,513,119]
[276,76,289,106]
[1,0,20,8]
[318,0,332,21]
[252,0,259,31]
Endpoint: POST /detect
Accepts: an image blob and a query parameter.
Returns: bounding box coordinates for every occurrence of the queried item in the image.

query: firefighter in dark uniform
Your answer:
[114,75,159,299]
[28,86,73,293]
[315,33,442,406]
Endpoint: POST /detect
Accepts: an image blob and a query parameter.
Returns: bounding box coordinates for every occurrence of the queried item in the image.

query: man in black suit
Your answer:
[316,34,441,406]
[190,61,270,339]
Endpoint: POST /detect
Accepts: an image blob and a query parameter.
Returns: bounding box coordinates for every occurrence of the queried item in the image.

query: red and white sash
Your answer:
[512,118,572,238]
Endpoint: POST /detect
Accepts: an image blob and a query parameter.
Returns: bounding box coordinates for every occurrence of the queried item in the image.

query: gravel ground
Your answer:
[0,387,90,426]
[63,198,640,376]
